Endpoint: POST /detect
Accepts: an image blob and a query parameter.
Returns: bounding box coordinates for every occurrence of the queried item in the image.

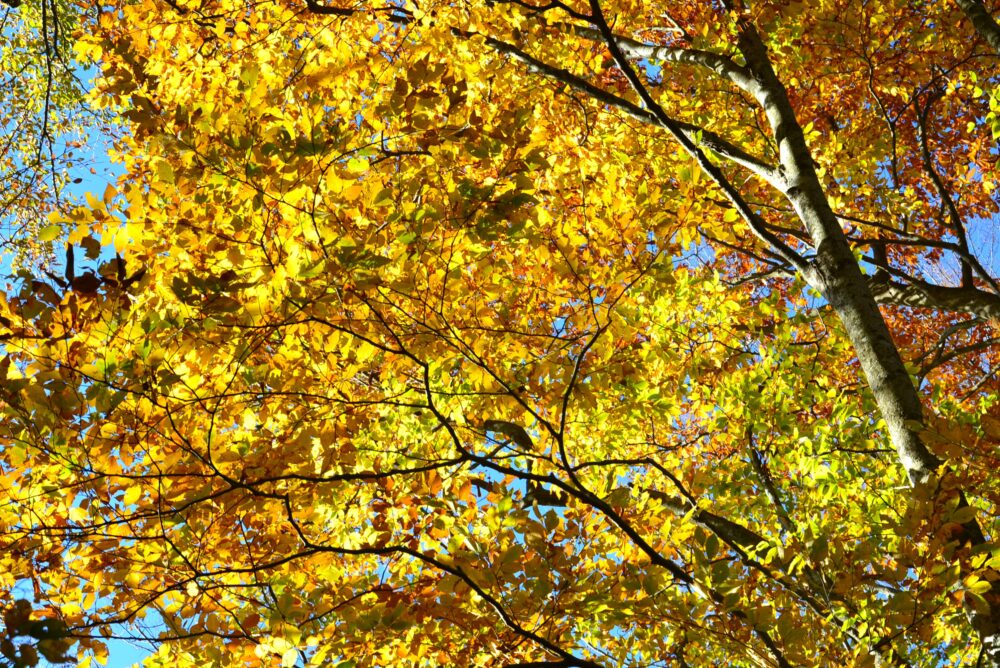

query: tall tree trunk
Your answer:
[734,19,1000,664]
[956,0,1000,54]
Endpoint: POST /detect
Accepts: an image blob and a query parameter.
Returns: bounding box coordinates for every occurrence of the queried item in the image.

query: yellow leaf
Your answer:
[122,485,142,507]
[112,226,129,254]
[39,225,61,242]
[86,191,104,212]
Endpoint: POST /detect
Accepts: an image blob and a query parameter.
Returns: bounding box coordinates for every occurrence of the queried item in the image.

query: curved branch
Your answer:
[868,276,1000,320]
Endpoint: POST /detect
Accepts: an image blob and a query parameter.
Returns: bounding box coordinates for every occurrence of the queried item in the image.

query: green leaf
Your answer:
[38,225,61,242]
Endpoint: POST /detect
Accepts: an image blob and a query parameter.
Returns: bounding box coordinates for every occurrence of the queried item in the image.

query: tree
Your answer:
[0,0,107,267]
[3,0,1000,666]
[0,0,118,663]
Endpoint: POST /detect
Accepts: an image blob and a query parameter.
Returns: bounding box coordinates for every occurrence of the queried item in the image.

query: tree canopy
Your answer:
[3,0,1000,666]
[0,0,109,268]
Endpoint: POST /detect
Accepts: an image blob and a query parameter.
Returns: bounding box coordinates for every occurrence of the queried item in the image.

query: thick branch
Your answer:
[869,277,1000,320]
[561,23,759,93]
[956,0,1000,53]
[730,16,1000,662]
[731,17,944,483]
[570,7,808,278]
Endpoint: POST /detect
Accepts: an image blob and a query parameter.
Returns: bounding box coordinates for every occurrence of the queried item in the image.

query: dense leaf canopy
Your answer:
[3,1,1000,667]
[0,0,108,267]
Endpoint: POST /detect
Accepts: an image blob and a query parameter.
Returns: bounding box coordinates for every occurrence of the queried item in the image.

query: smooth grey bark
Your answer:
[956,0,1000,54]
[940,3,1000,661]
[730,25,942,483]
[485,2,1000,661]
[493,25,1000,325]
[869,278,1000,320]
[731,20,1000,666]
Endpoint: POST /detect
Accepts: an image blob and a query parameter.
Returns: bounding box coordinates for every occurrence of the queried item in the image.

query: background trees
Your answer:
[3,0,1000,666]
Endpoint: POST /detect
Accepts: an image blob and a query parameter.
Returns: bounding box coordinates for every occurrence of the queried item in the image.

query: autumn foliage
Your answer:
[3,0,1000,666]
